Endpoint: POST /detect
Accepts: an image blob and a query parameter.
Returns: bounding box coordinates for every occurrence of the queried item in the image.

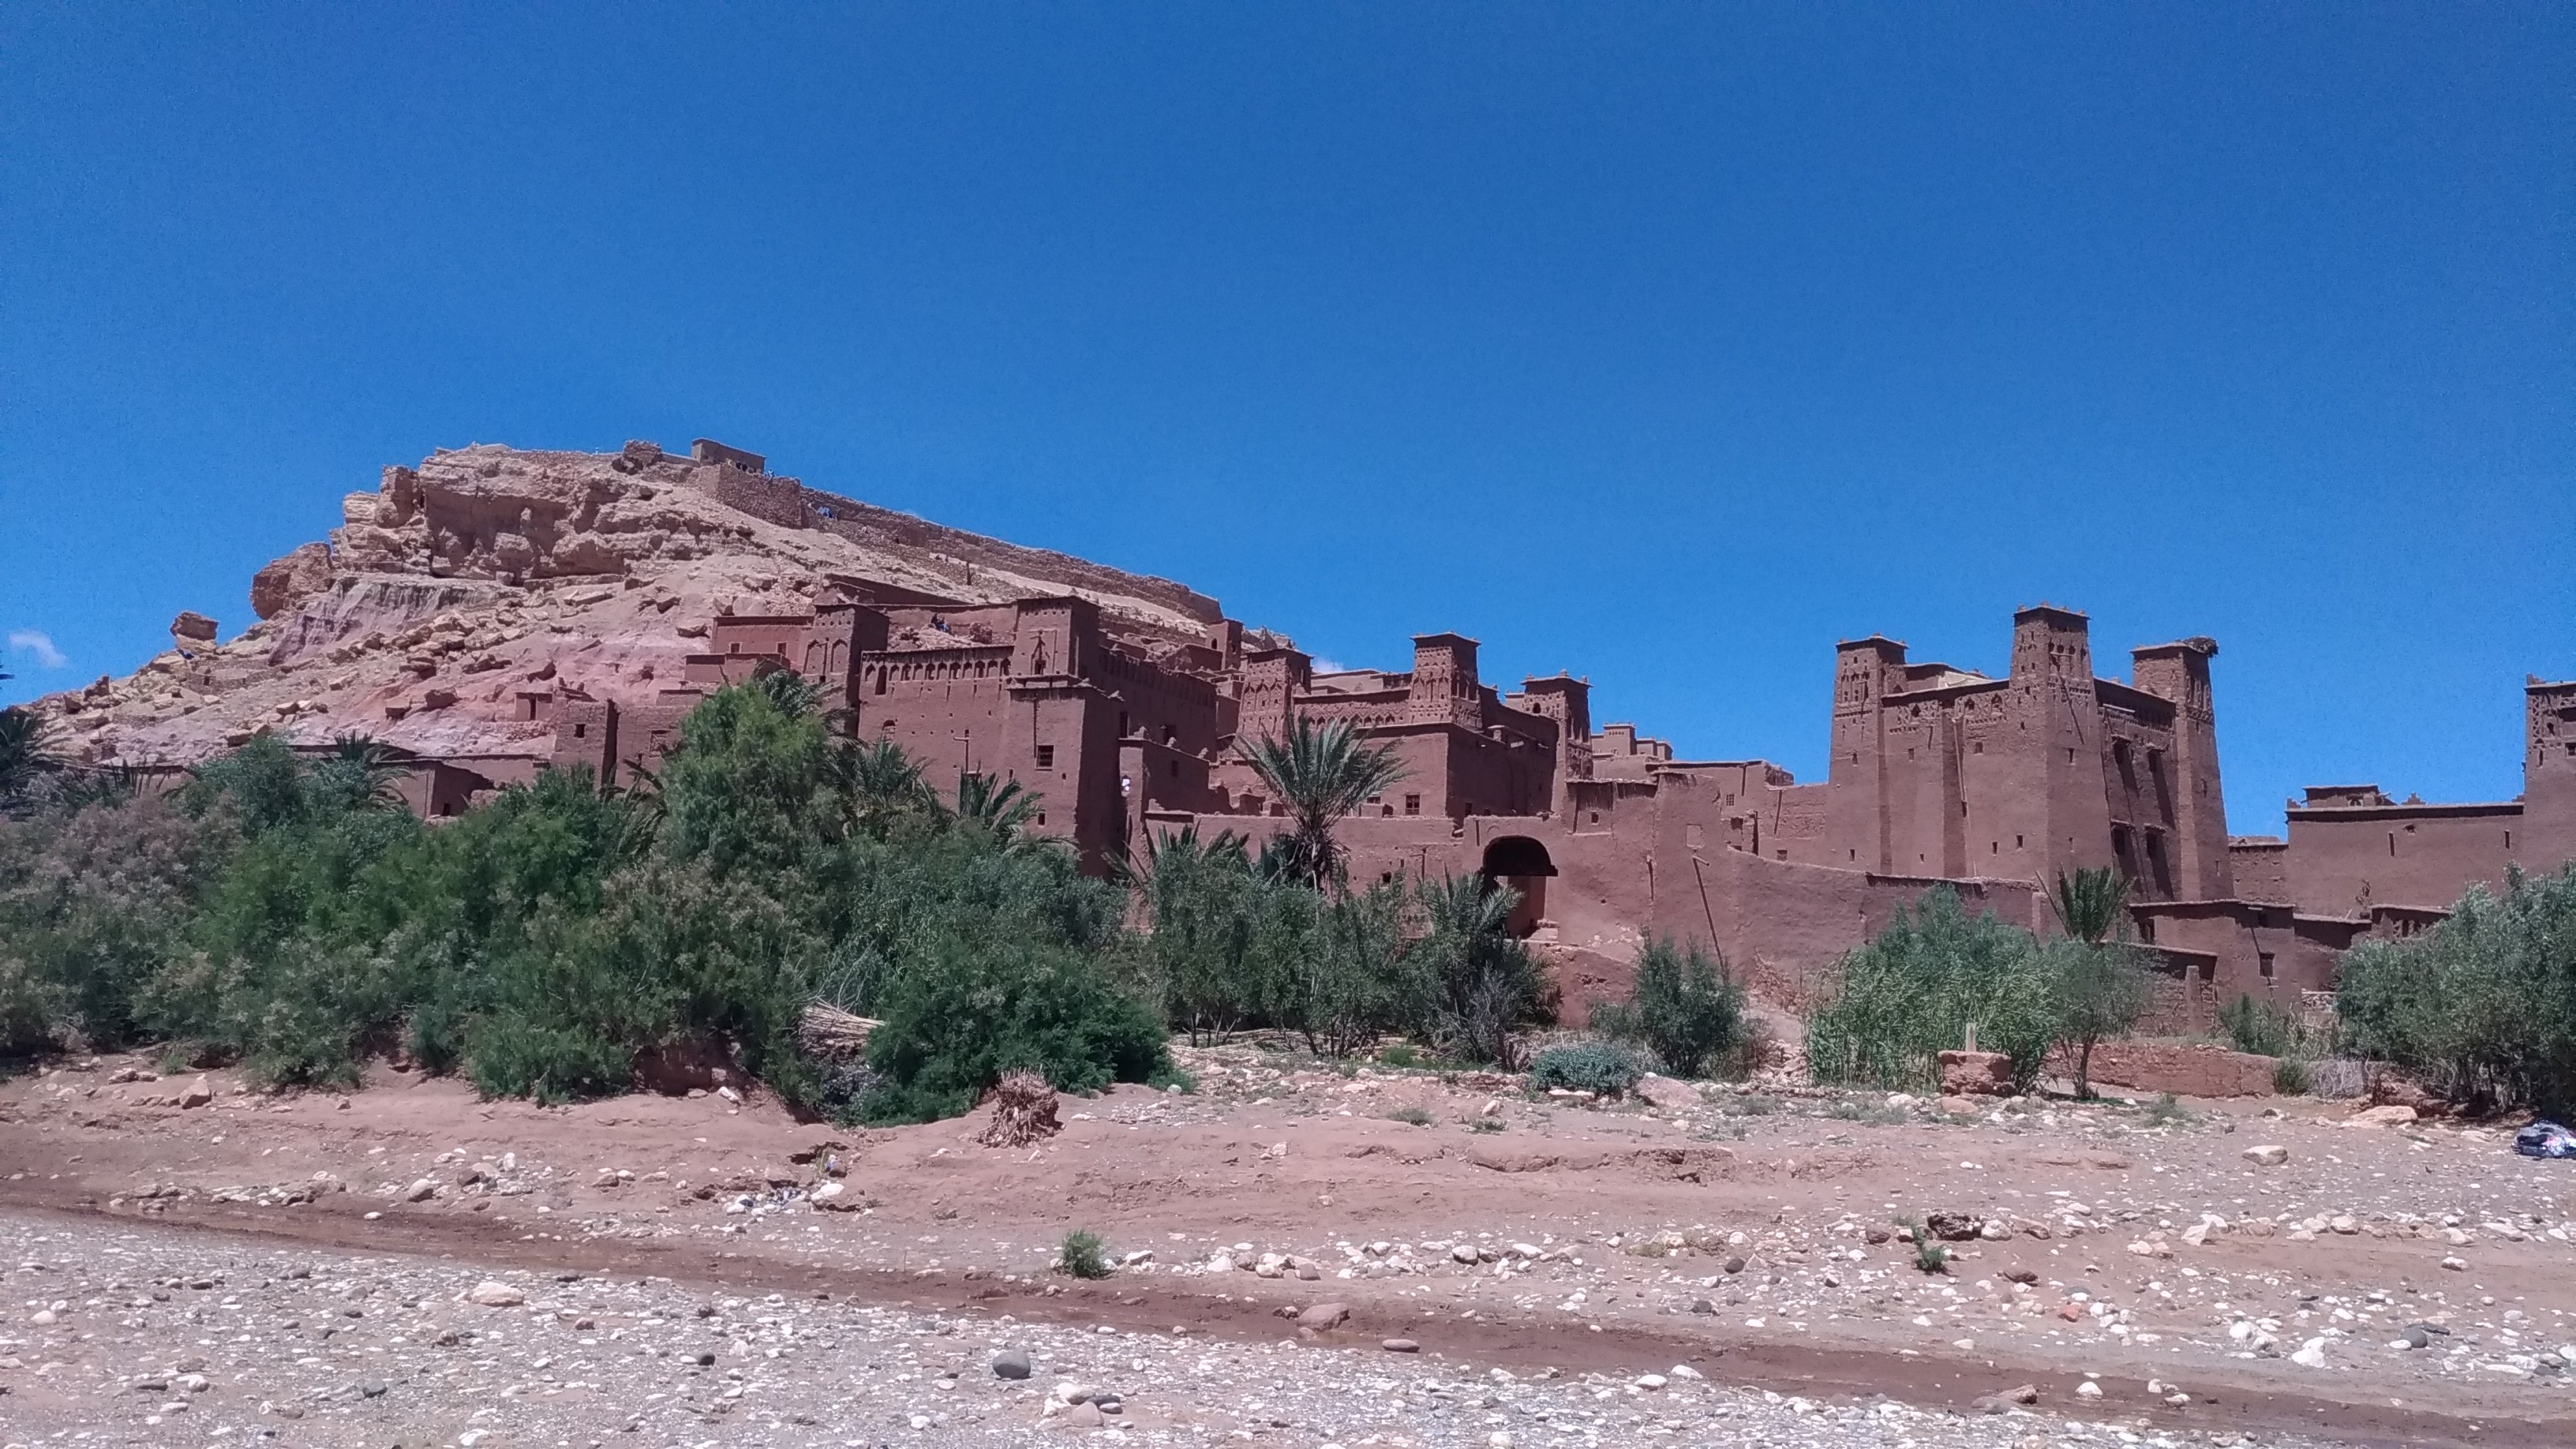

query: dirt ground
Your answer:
[2,1045,2573,1448]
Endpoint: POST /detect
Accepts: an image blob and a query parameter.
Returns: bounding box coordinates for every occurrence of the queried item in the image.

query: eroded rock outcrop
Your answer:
[31,440,1243,773]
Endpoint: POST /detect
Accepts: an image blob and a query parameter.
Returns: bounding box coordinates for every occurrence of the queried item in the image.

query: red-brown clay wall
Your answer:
[2228,841,2291,903]
[2281,805,2524,914]
[2055,1041,2280,1098]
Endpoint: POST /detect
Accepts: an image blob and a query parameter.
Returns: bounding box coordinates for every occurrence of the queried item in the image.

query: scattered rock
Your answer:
[466,1280,524,1308]
[1296,1302,1350,1330]
[2242,1144,2290,1166]
[992,1348,1032,1380]
[1631,1074,1702,1112]
[1380,1339,1419,1354]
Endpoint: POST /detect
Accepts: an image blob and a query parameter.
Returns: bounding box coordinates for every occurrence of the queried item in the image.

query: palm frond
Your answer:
[1236,717,1406,890]
[2048,866,2132,945]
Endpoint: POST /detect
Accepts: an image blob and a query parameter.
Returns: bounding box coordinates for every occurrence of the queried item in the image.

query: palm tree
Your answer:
[953,769,1052,852]
[1114,822,1252,892]
[2049,865,2132,945]
[752,668,828,721]
[0,707,66,811]
[2046,865,2148,1099]
[316,732,414,812]
[1236,717,1406,892]
[829,736,935,837]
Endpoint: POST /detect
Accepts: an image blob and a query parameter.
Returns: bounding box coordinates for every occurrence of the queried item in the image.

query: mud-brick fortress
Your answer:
[523,442,2576,1028]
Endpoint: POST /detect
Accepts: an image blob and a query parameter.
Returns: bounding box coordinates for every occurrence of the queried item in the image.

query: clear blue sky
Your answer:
[3,5,2569,832]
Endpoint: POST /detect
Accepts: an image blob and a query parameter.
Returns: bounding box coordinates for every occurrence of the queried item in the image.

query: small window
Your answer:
[1036,812,1046,826]
[1404,794,1421,817]
[1035,745,1054,769]
[573,723,587,739]
[1972,741,1983,754]
[1118,710,1129,736]
[1167,759,1179,778]
[2259,950,2275,980]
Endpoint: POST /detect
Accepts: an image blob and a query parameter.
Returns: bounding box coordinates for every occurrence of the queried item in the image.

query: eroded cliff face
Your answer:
[34,441,1239,769]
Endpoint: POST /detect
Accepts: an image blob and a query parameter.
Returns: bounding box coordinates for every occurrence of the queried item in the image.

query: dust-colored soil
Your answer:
[2,1047,2572,1447]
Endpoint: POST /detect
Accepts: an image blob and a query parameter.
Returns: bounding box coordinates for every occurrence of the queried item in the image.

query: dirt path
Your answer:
[3,1046,2573,1447]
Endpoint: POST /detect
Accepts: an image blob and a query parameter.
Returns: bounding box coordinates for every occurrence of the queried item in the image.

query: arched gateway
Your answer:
[1478,835,1556,938]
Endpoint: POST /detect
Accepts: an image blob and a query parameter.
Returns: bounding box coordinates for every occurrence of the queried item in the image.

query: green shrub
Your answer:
[1586,936,1747,1078]
[466,1018,635,1103]
[1267,880,1419,1061]
[1900,1219,1949,1274]
[1058,1230,1112,1279]
[0,686,1181,1125]
[1526,1041,1645,1096]
[1805,889,2054,1092]
[2335,864,2576,1117]
[0,794,224,1054]
[1408,874,1548,1068]
[1383,1103,1432,1126]
[2271,1056,2313,1095]
[2220,994,2290,1056]
[2045,935,2154,1099]
[859,930,1171,1125]
[2141,1091,2192,1127]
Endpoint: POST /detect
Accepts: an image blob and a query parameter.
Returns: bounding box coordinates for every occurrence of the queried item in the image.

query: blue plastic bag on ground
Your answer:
[2514,1121,2576,1159]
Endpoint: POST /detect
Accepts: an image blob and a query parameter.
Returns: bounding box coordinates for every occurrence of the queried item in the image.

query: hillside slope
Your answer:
[33,440,1243,768]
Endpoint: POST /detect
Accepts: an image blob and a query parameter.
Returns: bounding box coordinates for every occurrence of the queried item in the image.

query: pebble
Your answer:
[993,1346,1032,1379]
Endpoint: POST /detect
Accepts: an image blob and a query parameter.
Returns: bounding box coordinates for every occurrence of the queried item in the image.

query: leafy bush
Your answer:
[2335,865,2576,1117]
[859,930,1173,1124]
[2218,994,2297,1056]
[0,794,226,1054]
[2271,1056,2313,1095]
[1586,936,1747,1079]
[2044,935,2154,1099]
[1526,1041,1645,1096]
[1383,1103,1432,1126]
[1057,1230,1111,1279]
[1804,889,2054,1092]
[1407,874,1548,1068]
[0,686,1182,1122]
[1267,880,1418,1060]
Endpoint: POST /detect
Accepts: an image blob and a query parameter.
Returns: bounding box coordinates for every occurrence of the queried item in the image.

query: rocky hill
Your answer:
[32,440,1242,769]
